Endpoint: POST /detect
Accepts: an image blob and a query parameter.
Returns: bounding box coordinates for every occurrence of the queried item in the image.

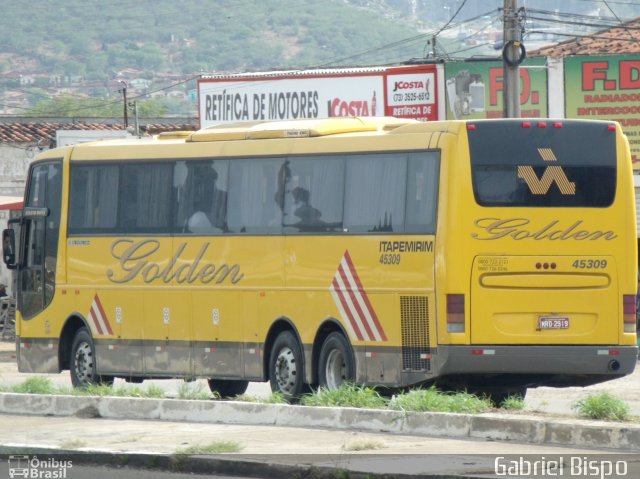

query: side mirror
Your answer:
[2,228,16,269]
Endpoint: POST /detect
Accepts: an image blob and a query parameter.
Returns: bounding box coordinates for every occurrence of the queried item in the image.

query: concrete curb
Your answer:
[1,392,639,451]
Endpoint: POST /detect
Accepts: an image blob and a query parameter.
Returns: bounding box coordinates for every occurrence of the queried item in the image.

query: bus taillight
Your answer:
[623,295,636,333]
[447,294,465,333]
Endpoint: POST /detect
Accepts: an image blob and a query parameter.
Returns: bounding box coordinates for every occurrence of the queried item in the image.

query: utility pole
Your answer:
[503,0,524,118]
[129,100,140,137]
[119,80,129,128]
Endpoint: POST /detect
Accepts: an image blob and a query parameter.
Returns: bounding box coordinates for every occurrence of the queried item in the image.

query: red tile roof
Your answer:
[0,121,197,144]
[530,17,640,56]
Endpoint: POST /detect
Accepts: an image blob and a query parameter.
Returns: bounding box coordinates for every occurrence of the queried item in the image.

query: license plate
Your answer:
[538,316,569,330]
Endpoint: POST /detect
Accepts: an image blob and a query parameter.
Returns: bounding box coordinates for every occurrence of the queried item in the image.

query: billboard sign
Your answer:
[444,59,548,119]
[564,55,640,168]
[198,65,438,128]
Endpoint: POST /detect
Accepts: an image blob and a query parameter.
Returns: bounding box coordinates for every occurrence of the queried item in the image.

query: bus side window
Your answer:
[120,163,173,233]
[228,158,283,234]
[405,153,440,234]
[283,156,344,233]
[344,154,406,233]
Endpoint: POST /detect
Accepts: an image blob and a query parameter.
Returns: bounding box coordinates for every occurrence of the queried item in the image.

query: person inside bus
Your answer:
[291,186,324,231]
[186,165,228,234]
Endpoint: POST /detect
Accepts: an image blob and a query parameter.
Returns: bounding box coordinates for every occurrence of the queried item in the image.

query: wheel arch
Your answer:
[59,313,91,371]
[312,318,354,385]
[263,316,304,382]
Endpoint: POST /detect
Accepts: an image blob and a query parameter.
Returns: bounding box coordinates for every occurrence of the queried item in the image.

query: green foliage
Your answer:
[69,383,166,398]
[175,440,243,455]
[572,393,631,421]
[499,395,526,411]
[342,439,386,451]
[389,386,493,414]
[234,392,287,404]
[300,383,388,409]
[0,0,425,84]
[176,381,211,400]
[9,376,56,395]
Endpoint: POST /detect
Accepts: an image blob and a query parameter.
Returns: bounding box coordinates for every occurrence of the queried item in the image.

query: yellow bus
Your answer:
[4,117,637,402]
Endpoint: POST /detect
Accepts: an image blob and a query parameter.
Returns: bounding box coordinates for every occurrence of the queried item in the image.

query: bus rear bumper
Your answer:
[436,344,638,379]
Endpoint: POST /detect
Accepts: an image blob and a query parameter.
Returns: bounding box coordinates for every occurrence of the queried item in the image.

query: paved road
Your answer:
[2,413,637,478]
[0,461,256,479]
[1,340,639,416]
[2,339,639,477]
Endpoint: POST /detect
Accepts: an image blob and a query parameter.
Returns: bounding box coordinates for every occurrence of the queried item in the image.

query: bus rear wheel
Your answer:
[207,379,249,399]
[318,332,354,389]
[269,331,305,401]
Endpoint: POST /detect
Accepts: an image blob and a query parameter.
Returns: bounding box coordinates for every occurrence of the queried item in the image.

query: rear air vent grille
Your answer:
[400,296,431,371]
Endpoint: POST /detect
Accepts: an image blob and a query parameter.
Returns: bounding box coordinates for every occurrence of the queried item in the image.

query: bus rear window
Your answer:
[468,121,616,207]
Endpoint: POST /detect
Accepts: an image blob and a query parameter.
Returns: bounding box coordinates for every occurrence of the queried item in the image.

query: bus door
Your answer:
[19,162,62,321]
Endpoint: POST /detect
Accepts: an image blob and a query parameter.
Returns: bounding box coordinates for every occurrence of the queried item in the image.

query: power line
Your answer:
[435,0,470,37]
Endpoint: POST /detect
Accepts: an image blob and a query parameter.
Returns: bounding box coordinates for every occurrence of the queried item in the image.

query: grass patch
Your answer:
[572,393,630,421]
[300,383,388,409]
[110,435,142,444]
[9,376,56,395]
[176,381,211,400]
[234,392,287,404]
[389,387,492,414]
[68,383,166,398]
[60,439,87,449]
[341,439,386,451]
[175,440,243,455]
[499,395,526,411]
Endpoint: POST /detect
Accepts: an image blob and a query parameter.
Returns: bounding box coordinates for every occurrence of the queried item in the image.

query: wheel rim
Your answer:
[273,347,297,394]
[74,341,94,385]
[324,349,346,389]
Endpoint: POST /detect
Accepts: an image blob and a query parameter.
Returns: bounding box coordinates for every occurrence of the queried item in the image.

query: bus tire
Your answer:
[318,332,355,390]
[70,327,99,388]
[269,331,305,401]
[207,379,249,398]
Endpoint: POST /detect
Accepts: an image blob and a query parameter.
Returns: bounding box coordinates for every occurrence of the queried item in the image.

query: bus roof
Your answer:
[187,116,418,142]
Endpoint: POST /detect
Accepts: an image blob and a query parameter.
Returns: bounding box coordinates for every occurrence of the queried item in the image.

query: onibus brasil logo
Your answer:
[8,455,72,479]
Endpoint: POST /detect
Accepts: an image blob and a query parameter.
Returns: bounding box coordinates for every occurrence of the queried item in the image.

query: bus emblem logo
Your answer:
[329,250,387,342]
[88,294,114,336]
[517,148,576,195]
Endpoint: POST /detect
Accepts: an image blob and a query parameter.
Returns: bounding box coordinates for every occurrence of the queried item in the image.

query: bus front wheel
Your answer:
[70,328,98,388]
[207,379,249,399]
[318,332,354,390]
[269,331,304,400]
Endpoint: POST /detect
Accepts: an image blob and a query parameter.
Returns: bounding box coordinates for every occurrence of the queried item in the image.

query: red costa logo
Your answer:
[393,81,425,92]
[328,98,371,116]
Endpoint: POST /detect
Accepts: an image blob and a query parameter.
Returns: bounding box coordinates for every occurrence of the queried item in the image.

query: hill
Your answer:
[3,0,640,117]
[0,0,434,80]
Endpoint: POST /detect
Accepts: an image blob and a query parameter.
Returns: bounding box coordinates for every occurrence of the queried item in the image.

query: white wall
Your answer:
[0,144,36,197]
[546,57,564,119]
